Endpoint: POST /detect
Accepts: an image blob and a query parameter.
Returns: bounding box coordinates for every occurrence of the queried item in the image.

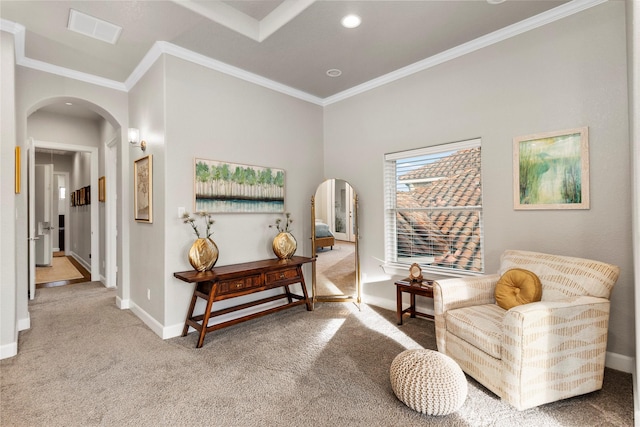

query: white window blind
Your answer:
[384,138,484,274]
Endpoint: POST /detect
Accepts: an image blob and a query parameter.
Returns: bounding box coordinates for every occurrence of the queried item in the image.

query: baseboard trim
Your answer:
[0,341,17,360]
[70,251,90,272]
[17,313,30,331]
[164,322,185,339]
[606,351,634,374]
[116,296,130,309]
[128,302,164,339]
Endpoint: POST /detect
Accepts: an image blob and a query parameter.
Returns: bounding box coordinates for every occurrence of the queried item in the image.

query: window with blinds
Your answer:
[384,138,484,274]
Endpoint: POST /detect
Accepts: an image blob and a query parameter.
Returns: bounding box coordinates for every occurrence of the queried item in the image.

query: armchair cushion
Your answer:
[495,268,542,310]
[446,304,505,358]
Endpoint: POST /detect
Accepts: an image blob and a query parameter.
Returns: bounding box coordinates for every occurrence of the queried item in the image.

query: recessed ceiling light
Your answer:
[65,102,73,106]
[341,14,361,29]
[326,69,342,78]
[486,0,507,4]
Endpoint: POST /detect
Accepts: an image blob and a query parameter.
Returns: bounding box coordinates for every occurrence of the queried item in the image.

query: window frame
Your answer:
[383,138,484,278]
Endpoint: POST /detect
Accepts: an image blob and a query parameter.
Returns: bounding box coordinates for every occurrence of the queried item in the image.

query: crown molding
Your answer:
[321,0,608,106]
[2,0,606,106]
[1,19,25,61]
[259,0,317,42]
[173,0,259,41]
[124,42,164,91]
[172,0,316,43]
[19,57,127,92]
[1,19,127,92]
[125,41,324,105]
[0,18,23,35]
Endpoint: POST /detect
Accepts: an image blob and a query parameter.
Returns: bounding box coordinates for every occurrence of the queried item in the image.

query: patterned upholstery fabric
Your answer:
[433,250,620,411]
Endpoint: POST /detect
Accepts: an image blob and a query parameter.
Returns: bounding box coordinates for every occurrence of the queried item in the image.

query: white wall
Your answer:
[128,58,167,323]
[0,31,18,358]
[625,0,640,419]
[162,55,324,330]
[69,152,92,266]
[98,120,117,280]
[324,2,634,359]
[125,54,324,334]
[28,110,101,149]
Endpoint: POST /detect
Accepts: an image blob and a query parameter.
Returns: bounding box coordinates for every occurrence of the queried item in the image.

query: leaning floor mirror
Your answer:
[311,179,361,309]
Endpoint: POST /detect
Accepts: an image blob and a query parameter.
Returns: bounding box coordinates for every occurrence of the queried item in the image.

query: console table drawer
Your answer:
[218,275,262,294]
[266,268,299,284]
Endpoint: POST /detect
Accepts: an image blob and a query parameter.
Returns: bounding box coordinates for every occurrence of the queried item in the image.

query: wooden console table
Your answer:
[174,256,314,348]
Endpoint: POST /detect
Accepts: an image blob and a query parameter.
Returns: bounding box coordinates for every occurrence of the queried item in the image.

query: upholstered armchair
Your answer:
[433,250,620,410]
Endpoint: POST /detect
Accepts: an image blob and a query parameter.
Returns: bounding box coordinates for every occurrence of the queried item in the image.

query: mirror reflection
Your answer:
[312,179,360,307]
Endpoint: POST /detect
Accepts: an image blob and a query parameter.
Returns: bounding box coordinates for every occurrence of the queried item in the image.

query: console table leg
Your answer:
[283,284,293,304]
[298,266,312,311]
[196,283,218,349]
[182,288,198,337]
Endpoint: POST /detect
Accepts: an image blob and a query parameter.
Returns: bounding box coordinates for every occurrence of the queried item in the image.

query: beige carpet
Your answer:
[35,256,84,284]
[316,240,356,296]
[0,282,633,426]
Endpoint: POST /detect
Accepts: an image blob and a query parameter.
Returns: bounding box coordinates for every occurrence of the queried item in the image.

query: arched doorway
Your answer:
[25,97,120,300]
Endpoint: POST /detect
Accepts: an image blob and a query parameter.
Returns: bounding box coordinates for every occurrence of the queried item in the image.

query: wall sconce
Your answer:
[128,128,146,151]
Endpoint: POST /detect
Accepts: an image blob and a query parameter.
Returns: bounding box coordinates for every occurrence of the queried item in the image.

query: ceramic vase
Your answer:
[188,237,219,271]
[272,232,296,260]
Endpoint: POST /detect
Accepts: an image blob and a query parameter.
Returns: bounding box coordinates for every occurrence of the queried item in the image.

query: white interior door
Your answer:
[35,164,54,266]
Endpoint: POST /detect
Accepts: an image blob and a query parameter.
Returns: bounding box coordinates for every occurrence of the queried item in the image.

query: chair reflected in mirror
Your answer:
[311,179,360,308]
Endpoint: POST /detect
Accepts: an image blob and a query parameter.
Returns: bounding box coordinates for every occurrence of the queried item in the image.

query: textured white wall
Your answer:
[162,55,324,328]
[0,31,17,357]
[324,2,634,358]
[127,58,167,323]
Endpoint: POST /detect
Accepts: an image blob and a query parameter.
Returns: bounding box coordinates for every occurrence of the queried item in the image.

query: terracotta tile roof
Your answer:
[399,148,480,182]
[395,147,483,272]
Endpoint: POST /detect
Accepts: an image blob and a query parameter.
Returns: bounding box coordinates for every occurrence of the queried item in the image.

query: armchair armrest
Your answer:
[433,274,500,316]
[433,274,499,355]
[501,296,611,410]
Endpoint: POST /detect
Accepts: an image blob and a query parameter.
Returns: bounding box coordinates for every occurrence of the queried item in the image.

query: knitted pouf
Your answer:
[390,349,467,416]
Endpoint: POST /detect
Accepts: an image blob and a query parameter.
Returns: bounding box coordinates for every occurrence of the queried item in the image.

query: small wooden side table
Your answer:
[395,278,434,325]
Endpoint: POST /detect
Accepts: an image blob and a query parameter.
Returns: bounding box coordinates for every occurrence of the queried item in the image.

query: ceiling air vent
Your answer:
[67,9,122,44]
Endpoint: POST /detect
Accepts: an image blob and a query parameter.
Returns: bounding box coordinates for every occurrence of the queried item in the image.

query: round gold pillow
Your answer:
[495,268,542,310]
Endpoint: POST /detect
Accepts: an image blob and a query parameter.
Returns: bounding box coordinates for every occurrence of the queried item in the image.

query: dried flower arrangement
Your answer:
[182,211,215,238]
[269,212,293,233]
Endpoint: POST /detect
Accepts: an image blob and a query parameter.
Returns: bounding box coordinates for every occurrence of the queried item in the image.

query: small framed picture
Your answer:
[99,176,106,202]
[134,155,153,223]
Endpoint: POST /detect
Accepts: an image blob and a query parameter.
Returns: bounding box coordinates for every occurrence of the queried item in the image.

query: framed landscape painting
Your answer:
[194,158,285,213]
[513,127,589,210]
[134,155,153,222]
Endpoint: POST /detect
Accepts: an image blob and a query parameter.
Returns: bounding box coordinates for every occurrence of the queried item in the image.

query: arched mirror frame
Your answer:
[311,179,361,309]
